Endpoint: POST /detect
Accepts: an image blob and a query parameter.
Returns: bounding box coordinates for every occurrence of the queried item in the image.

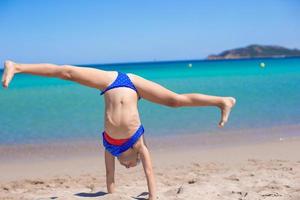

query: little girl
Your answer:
[2,60,236,200]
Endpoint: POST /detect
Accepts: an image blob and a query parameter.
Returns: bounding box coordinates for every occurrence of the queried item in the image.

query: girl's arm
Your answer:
[105,150,116,193]
[139,145,156,200]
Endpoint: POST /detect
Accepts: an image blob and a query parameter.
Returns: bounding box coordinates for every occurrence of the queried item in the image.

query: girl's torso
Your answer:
[101,71,141,139]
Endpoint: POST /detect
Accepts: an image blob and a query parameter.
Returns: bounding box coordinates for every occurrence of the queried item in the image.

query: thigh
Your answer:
[65,65,117,90]
[129,73,181,107]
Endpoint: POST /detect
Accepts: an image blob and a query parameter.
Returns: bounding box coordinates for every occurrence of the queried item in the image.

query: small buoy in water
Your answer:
[260,62,265,68]
[188,63,192,68]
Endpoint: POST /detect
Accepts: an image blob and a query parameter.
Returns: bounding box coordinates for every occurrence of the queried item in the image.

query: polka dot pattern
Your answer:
[100,71,141,99]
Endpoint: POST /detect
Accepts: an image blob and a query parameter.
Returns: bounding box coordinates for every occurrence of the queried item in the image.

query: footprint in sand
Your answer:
[25,180,45,185]
[261,192,282,197]
[2,187,9,192]
[85,184,95,191]
[224,175,240,181]
[231,191,248,198]
[176,186,184,194]
[188,179,196,184]
[163,187,182,196]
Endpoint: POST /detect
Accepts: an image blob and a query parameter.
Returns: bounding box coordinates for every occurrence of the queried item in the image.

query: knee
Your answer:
[58,65,73,80]
[166,95,182,108]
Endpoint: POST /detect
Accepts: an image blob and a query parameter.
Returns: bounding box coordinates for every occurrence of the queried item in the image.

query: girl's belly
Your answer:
[104,103,141,139]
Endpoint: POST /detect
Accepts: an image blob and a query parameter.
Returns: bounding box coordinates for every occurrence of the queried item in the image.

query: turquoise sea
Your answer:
[0,58,300,145]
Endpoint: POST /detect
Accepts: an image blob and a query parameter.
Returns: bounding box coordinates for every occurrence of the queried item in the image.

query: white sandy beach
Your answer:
[0,125,300,200]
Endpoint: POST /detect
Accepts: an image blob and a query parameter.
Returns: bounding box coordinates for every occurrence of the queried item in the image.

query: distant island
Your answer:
[207,44,300,60]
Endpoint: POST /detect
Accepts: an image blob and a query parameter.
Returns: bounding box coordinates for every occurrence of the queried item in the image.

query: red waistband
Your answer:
[103,131,130,146]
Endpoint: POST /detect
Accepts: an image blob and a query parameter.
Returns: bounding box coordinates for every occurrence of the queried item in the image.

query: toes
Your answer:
[4,60,12,66]
[230,97,236,106]
[2,82,8,88]
[5,76,11,88]
[1,76,6,88]
[2,79,8,88]
[218,121,225,128]
[2,74,11,88]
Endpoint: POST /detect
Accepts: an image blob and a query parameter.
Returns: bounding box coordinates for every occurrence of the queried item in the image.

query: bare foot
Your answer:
[218,97,236,128]
[2,60,17,88]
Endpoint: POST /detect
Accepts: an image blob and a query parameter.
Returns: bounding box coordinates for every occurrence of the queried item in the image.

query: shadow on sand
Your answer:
[74,190,148,199]
[131,192,149,200]
[74,191,108,198]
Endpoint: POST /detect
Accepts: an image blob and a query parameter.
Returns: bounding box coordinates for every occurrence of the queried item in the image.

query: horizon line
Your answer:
[1,56,300,70]
[78,56,300,67]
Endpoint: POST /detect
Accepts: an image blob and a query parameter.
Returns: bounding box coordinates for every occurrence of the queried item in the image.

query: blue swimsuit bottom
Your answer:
[102,125,144,157]
[101,71,143,157]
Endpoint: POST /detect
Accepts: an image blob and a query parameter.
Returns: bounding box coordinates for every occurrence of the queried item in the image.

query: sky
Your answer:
[0,0,299,67]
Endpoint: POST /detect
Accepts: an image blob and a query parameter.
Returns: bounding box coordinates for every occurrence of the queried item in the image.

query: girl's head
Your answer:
[117,148,140,168]
[117,135,147,168]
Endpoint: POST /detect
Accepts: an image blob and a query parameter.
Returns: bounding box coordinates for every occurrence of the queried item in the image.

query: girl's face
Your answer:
[120,159,138,168]
[118,148,140,168]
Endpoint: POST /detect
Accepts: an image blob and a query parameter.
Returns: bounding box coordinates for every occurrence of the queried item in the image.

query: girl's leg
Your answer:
[129,74,236,127]
[2,60,116,89]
